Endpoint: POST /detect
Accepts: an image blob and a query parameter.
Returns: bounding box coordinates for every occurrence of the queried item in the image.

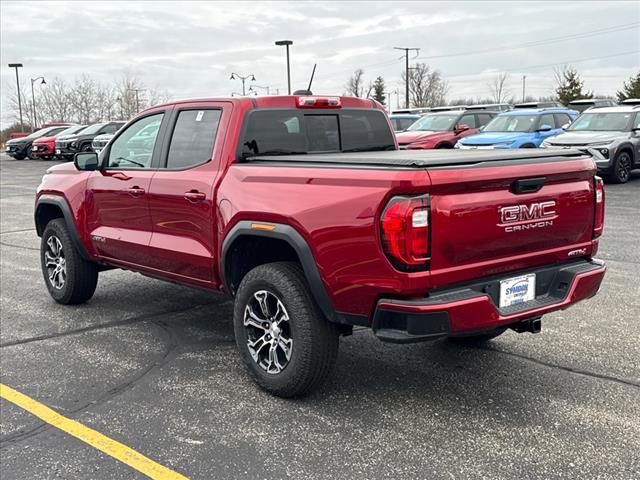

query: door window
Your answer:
[538,114,555,129]
[107,113,163,169]
[101,123,121,135]
[554,113,572,128]
[166,109,222,169]
[476,113,493,127]
[458,114,476,128]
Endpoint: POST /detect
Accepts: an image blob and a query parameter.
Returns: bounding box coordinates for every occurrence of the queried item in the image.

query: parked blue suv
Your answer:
[455,108,578,149]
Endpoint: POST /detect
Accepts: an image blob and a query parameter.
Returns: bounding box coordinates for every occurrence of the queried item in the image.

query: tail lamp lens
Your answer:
[380,194,430,269]
[593,176,605,238]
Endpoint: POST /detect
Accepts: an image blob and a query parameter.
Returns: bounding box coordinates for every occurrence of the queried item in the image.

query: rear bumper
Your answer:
[372,259,606,343]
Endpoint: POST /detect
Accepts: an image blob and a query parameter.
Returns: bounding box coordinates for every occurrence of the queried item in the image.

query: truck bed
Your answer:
[248,149,588,169]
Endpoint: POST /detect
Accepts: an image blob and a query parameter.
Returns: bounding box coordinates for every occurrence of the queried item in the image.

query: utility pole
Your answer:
[127,88,145,114]
[8,63,24,132]
[394,47,419,108]
[522,75,526,103]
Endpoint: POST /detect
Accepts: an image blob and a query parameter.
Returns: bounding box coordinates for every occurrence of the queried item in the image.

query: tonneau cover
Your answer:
[247,149,588,168]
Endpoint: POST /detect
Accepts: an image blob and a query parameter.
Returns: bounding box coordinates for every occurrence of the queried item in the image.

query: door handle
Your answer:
[184,190,206,202]
[127,186,146,197]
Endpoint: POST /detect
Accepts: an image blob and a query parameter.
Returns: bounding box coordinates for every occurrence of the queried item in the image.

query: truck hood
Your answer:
[33,135,57,145]
[461,132,526,145]
[396,130,444,144]
[547,131,625,145]
[46,162,79,174]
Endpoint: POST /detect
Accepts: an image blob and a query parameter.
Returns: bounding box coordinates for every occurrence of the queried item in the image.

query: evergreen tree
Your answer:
[616,72,640,102]
[372,76,386,104]
[554,66,592,105]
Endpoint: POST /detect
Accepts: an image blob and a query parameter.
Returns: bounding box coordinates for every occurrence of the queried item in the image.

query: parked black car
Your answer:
[4,126,71,160]
[55,121,125,160]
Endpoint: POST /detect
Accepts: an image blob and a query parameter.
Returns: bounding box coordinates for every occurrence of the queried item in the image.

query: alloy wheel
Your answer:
[243,290,293,375]
[44,235,66,289]
[617,154,631,183]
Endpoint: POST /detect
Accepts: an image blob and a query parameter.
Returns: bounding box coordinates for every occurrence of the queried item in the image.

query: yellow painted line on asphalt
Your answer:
[0,383,189,480]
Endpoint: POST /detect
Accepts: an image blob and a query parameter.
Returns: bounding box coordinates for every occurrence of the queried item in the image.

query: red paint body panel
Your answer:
[35,95,605,335]
[396,128,478,149]
[32,135,56,157]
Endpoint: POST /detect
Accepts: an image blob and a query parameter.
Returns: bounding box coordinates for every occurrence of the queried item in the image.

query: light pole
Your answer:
[8,63,24,132]
[249,84,270,95]
[30,76,46,129]
[230,73,256,96]
[522,75,526,103]
[275,40,293,95]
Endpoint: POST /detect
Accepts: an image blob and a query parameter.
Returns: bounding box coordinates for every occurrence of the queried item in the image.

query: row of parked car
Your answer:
[4,121,125,161]
[389,100,640,183]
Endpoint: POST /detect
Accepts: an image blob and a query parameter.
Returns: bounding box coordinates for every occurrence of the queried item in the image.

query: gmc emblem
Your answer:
[499,201,557,232]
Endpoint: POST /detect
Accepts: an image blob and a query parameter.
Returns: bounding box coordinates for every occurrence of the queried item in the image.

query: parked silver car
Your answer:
[541,105,640,183]
[91,133,115,154]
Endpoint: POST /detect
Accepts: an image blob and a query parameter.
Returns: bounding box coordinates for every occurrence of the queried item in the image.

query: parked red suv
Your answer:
[31,125,87,160]
[35,95,606,397]
[396,110,496,149]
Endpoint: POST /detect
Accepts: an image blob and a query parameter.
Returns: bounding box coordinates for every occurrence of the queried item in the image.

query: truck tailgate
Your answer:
[427,155,597,288]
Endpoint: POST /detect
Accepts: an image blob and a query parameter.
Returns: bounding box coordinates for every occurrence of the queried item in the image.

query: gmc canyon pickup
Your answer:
[35,95,606,397]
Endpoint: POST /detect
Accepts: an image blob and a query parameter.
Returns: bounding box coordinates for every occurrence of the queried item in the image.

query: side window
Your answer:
[458,114,476,128]
[538,114,555,129]
[554,113,572,128]
[101,123,120,135]
[107,113,163,169]
[634,113,640,130]
[476,113,492,127]
[166,109,221,169]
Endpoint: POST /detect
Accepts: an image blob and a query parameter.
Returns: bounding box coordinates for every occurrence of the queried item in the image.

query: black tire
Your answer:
[233,262,339,397]
[519,144,536,148]
[40,218,98,305]
[80,143,93,152]
[13,153,26,160]
[608,151,632,184]
[448,327,507,346]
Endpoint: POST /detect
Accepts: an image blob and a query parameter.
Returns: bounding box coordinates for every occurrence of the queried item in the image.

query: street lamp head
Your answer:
[40,78,46,85]
[230,73,236,80]
[275,40,293,46]
[250,75,256,81]
[8,63,23,68]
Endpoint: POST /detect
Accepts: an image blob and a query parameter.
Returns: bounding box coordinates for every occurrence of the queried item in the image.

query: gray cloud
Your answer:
[1,0,638,127]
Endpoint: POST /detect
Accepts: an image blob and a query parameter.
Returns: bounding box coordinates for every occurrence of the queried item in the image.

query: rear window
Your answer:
[241,109,394,156]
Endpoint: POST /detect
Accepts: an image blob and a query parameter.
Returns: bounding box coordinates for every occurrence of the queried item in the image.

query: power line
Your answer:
[415,22,639,61]
[394,47,420,108]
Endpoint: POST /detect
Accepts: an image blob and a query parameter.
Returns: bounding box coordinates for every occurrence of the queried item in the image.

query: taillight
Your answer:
[380,194,430,270]
[297,97,341,108]
[593,176,605,238]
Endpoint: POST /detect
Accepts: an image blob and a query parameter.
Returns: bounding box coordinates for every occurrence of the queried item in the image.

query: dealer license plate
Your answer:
[56,149,61,154]
[499,274,536,308]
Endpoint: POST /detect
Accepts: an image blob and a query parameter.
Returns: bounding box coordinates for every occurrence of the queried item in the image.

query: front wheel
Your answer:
[40,218,98,304]
[608,151,632,184]
[233,262,339,397]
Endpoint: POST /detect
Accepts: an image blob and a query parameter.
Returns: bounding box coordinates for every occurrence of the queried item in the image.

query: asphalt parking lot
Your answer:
[0,153,639,480]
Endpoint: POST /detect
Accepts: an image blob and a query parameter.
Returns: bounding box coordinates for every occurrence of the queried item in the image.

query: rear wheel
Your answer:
[608,151,632,184]
[40,218,98,304]
[448,327,507,346]
[233,262,339,397]
[81,143,93,152]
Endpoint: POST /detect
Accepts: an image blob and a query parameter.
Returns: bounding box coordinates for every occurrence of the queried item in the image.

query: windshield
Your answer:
[58,125,87,136]
[568,112,633,132]
[241,109,395,156]
[80,123,107,135]
[406,114,457,132]
[483,115,537,132]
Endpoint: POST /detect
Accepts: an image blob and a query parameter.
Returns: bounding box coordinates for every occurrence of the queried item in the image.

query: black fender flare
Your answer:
[615,142,636,163]
[221,221,367,326]
[35,195,91,260]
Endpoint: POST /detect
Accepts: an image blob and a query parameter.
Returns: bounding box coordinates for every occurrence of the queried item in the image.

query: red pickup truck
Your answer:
[35,95,606,397]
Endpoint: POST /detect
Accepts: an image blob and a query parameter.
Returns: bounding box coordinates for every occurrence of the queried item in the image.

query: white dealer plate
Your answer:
[56,149,61,154]
[499,274,536,308]
[32,145,38,151]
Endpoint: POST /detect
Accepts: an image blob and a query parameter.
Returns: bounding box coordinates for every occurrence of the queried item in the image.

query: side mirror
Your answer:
[74,152,99,171]
[455,123,470,134]
[561,123,571,130]
[536,124,553,132]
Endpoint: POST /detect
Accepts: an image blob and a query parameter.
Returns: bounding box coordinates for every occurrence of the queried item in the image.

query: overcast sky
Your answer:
[1,0,639,127]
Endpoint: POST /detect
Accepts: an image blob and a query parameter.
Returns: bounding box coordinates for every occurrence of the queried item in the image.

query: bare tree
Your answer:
[345,69,365,97]
[488,72,510,103]
[401,63,448,107]
[39,77,74,123]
